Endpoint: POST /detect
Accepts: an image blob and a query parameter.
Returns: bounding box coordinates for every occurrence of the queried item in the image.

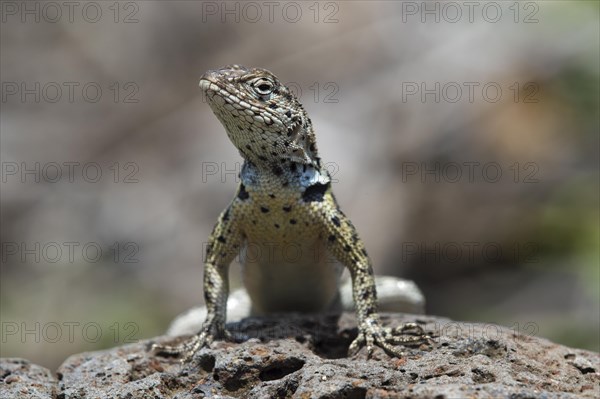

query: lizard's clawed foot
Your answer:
[152,323,230,363]
[349,320,432,358]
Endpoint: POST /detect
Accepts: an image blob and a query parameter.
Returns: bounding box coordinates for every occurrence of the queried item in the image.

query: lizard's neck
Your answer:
[234,121,326,186]
[241,159,330,190]
[238,123,329,189]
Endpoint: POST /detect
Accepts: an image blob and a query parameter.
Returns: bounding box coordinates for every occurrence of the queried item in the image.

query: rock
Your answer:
[0,358,57,399]
[2,313,598,398]
[52,313,599,398]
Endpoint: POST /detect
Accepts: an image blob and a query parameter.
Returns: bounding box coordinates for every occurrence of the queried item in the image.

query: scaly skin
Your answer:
[153,65,429,361]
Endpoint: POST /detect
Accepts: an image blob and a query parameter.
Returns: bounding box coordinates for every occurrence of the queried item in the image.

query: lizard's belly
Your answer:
[241,236,343,314]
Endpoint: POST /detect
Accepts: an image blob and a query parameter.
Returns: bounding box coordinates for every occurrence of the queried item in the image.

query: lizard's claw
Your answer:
[348,319,431,358]
[152,321,230,363]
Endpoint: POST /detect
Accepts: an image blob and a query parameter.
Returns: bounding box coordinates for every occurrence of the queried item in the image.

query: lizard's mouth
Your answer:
[199,74,223,94]
[199,68,227,93]
[198,77,238,111]
[198,78,212,92]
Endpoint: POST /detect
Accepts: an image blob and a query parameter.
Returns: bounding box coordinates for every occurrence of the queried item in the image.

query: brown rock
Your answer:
[3,313,599,398]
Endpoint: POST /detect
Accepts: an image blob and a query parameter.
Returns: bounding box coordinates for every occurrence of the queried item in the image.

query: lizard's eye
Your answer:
[253,79,275,96]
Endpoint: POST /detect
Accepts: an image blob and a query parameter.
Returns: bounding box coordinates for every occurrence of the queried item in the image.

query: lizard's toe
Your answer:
[350,320,432,358]
[348,332,366,356]
[153,324,226,363]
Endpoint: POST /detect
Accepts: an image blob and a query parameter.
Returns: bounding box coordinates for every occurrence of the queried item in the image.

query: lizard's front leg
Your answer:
[153,203,244,362]
[319,193,430,358]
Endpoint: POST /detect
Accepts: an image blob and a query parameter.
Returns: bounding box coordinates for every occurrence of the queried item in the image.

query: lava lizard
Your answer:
[154,65,429,361]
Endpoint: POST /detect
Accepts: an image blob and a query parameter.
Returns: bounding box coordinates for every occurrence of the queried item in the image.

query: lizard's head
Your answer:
[200,65,319,168]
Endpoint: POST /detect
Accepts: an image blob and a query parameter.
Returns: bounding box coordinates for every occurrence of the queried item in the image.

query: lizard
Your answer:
[153,65,429,362]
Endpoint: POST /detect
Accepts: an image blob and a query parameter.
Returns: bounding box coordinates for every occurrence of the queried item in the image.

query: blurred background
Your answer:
[1,1,598,371]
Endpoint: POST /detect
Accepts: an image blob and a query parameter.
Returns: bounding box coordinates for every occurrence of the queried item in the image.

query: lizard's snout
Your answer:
[199,70,220,92]
[199,65,252,91]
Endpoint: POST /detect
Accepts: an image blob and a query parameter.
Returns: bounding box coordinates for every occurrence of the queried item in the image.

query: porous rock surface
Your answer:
[0,358,57,399]
[1,313,598,398]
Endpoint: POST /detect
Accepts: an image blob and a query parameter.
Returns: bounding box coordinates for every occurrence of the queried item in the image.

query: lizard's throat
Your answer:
[231,125,320,171]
